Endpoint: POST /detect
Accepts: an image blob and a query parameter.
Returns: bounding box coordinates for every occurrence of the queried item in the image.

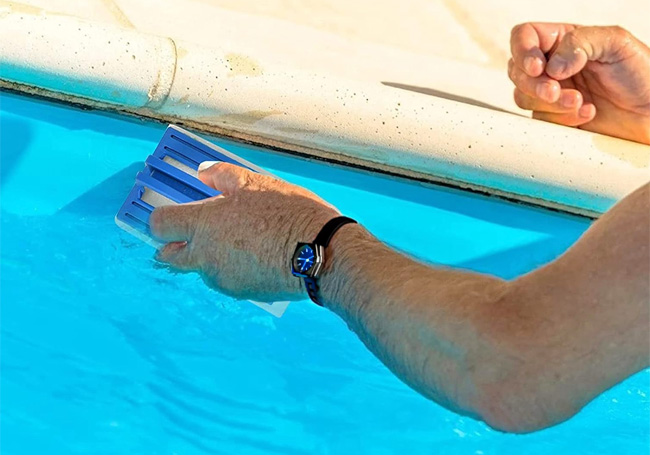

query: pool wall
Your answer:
[1,7,649,216]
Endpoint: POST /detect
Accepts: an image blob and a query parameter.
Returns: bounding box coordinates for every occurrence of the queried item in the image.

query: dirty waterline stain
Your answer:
[215,110,283,126]
[591,135,650,168]
[225,53,263,77]
[276,127,319,135]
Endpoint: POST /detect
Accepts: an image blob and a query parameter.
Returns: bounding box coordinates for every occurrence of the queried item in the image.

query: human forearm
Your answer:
[153,161,648,433]
[319,224,511,420]
[319,184,649,432]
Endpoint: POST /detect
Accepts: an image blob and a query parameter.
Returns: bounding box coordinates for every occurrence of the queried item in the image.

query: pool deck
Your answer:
[1,0,649,215]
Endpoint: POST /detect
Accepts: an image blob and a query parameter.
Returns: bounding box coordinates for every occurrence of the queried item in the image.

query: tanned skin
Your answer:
[150,24,650,433]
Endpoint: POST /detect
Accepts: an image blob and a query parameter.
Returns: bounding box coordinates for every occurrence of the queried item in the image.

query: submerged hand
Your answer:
[149,162,338,301]
[508,23,650,144]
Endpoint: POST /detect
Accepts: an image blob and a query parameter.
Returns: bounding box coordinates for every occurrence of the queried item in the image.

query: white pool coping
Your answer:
[1,10,649,216]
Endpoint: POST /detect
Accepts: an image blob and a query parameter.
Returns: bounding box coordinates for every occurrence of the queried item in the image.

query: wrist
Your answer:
[318,223,373,310]
[283,206,339,295]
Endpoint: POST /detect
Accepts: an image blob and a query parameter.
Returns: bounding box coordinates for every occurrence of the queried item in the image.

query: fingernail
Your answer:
[155,241,187,262]
[560,92,577,108]
[198,161,220,172]
[579,104,594,119]
[547,55,567,76]
[524,56,540,75]
[536,81,558,103]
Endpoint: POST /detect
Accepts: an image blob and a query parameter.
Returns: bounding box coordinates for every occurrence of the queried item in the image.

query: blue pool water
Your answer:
[1,92,648,454]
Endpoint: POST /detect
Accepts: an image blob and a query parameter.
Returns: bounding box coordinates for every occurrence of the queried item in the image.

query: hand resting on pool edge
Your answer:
[508,22,650,144]
[150,161,649,434]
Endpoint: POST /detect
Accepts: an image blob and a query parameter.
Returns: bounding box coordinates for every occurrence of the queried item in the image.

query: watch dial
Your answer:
[296,245,315,273]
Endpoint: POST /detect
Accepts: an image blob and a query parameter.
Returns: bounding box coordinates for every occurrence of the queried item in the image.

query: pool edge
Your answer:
[1,10,648,216]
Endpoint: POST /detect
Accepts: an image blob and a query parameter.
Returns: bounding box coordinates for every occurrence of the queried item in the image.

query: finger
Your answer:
[546,26,633,80]
[198,161,254,196]
[510,23,575,76]
[150,203,204,242]
[532,103,597,127]
[510,23,546,76]
[508,59,562,103]
[514,88,584,113]
[155,241,197,271]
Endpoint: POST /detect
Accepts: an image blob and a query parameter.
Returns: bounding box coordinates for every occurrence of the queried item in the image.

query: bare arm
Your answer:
[152,162,649,433]
[319,183,649,432]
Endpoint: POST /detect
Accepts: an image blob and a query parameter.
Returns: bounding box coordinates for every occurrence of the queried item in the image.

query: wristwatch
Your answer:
[291,216,357,306]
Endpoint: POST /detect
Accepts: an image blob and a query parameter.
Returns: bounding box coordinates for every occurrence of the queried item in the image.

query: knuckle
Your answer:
[237,172,253,190]
[216,164,251,191]
[510,23,525,38]
[563,29,585,50]
[507,63,521,84]
[563,29,579,44]
[513,89,529,109]
[608,25,630,41]
[215,162,239,176]
[220,162,237,171]
[218,163,240,178]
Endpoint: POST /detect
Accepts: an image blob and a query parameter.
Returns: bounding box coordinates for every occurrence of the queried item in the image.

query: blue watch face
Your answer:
[296,245,315,273]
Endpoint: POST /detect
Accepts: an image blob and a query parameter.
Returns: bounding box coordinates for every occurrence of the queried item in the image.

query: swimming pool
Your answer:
[1,92,648,454]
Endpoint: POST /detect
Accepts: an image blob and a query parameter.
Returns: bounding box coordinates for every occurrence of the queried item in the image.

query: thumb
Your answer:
[546,26,632,80]
[155,241,197,271]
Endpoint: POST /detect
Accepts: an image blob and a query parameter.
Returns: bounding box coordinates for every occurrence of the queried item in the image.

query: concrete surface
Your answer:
[5,0,650,111]
[1,0,649,216]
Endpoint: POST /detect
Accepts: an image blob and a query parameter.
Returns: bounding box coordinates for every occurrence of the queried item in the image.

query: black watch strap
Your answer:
[314,216,357,248]
[305,216,357,306]
[304,277,321,305]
